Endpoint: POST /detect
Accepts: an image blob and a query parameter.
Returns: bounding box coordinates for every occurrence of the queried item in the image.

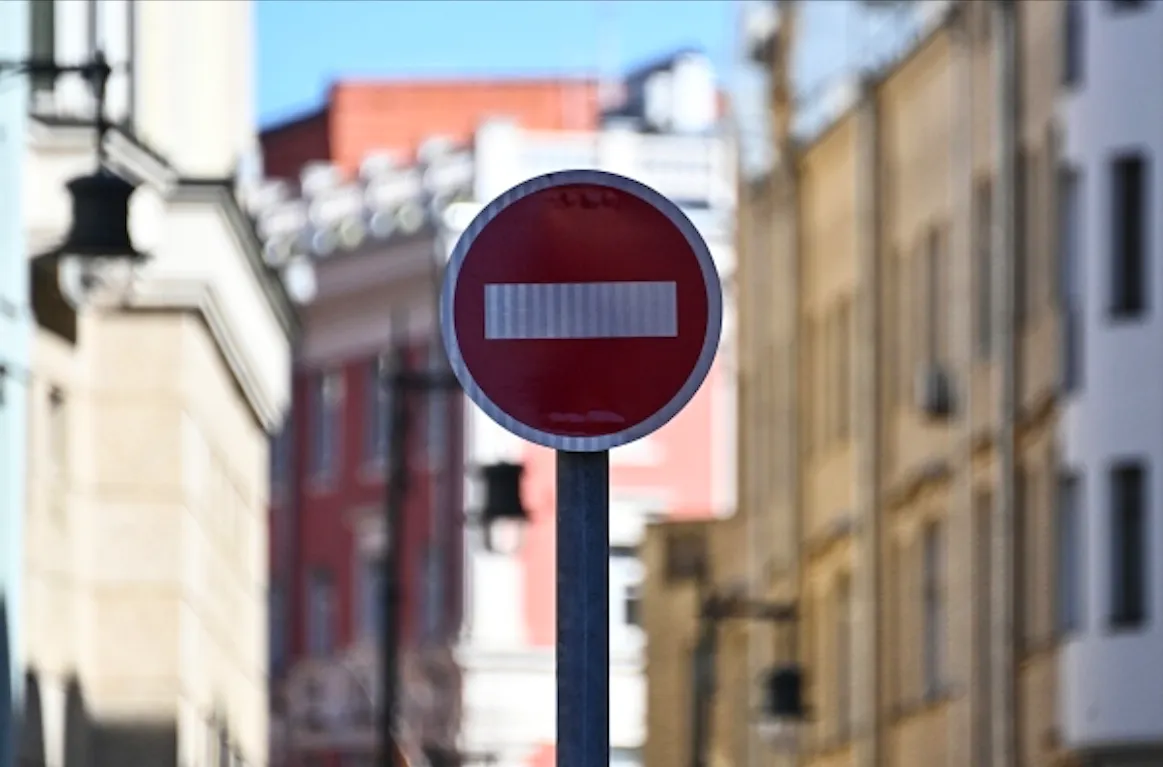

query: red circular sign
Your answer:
[440,170,722,451]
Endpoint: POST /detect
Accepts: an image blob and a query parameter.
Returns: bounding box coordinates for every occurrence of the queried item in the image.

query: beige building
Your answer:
[647,1,1081,765]
[17,2,293,767]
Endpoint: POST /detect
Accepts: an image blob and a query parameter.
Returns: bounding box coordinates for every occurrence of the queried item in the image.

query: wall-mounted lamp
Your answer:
[0,51,149,310]
[692,590,809,765]
[476,461,530,556]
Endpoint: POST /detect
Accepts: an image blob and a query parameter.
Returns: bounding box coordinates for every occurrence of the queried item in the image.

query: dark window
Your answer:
[1110,153,1149,319]
[269,586,287,676]
[29,0,56,93]
[624,583,641,627]
[1063,0,1083,86]
[1110,0,1148,10]
[1059,167,1084,392]
[306,568,335,656]
[1015,468,1032,650]
[270,424,291,497]
[922,523,943,700]
[365,355,391,466]
[975,179,994,358]
[835,576,852,737]
[1015,150,1029,326]
[1057,474,1083,635]
[310,371,343,480]
[1110,462,1147,628]
[973,494,992,766]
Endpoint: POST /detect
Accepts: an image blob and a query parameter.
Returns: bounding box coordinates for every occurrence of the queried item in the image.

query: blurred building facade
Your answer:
[256,49,736,767]
[649,0,1163,766]
[257,148,471,767]
[9,3,294,767]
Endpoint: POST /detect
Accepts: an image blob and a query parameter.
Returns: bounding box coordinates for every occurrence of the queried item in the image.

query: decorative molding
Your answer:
[130,273,286,431]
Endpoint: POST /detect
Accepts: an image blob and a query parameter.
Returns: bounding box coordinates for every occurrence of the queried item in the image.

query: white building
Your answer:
[10,3,292,767]
[1057,0,1163,763]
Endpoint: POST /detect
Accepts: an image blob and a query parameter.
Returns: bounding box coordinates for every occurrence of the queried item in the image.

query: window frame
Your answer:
[1109,460,1148,629]
[310,370,344,482]
[1058,164,1084,392]
[364,355,392,468]
[921,522,943,701]
[1062,0,1084,87]
[306,567,336,657]
[1057,472,1084,636]
[1108,152,1149,321]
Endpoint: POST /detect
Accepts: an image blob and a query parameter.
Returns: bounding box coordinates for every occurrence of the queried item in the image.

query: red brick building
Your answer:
[262,79,603,767]
[261,79,602,180]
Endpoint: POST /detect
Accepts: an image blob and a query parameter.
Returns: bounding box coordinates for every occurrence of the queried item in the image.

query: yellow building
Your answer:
[646,1,1079,765]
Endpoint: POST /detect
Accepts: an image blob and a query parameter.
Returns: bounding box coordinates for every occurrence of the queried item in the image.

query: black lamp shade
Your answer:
[763,664,808,721]
[39,170,147,262]
[480,462,528,525]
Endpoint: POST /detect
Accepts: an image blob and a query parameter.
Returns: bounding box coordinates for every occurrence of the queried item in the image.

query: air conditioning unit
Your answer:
[914,362,955,419]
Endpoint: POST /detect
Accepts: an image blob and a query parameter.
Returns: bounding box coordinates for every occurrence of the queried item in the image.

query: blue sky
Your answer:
[256,0,740,128]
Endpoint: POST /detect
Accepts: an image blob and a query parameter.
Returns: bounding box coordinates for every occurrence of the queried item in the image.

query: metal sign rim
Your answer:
[440,168,723,452]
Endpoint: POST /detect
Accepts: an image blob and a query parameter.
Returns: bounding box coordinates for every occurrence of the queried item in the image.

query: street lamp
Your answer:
[756,664,808,752]
[477,461,529,556]
[0,50,148,310]
[378,346,529,767]
[691,591,808,766]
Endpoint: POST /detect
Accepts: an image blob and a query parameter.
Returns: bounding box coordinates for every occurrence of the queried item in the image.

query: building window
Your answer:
[365,355,391,466]
[1109,153,1149,319]
[921,523,943,701]
[974,179,994,358]
[883,250,900,407]
[270,423,291,497]
[270,586,287,675]
[427,342,449,469]
[306,568,335,657]
[1110,461,1147,628]
[1057,473,1083,635]
[610,545,643,648]
[1063,0,1083,86]
[973,493,992,764]
[624,583,641,627]
[924,226,949,364]
[1059,167,1084,392]
[834,300,852,440]
[28,0,55,94]
[834,575,852,739]
[1109,0,1147,10]
[423,545,444,641]
[311,371,343,480]
[358,554,385,642]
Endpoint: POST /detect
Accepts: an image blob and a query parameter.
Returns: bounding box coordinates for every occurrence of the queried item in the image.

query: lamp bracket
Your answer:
[702,593,796,623]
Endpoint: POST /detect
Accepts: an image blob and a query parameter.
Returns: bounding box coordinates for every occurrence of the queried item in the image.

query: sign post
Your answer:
[441,170,722,766]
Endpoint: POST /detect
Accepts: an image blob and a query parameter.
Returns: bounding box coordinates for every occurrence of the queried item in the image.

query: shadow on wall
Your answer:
[22,667,179,767]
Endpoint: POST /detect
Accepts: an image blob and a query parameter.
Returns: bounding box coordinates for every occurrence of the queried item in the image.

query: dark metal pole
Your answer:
[555,450,609,767]
[382,347,411,767]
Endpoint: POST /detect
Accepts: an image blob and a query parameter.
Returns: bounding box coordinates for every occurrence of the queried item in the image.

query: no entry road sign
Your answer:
[440,169,722,452]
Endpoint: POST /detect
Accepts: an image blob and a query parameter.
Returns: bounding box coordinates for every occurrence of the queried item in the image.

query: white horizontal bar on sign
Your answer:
[484,281,678,340]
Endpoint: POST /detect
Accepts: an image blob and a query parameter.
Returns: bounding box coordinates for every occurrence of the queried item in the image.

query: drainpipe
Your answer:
[948,7,976,767]
[769,6,801,767]
[991,2,1019,766]
[852,74,881,767]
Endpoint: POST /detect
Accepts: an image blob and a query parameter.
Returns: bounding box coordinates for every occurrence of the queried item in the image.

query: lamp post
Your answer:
[691,591,808,767]
[378,346,529,767]
[0,50,148,309]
